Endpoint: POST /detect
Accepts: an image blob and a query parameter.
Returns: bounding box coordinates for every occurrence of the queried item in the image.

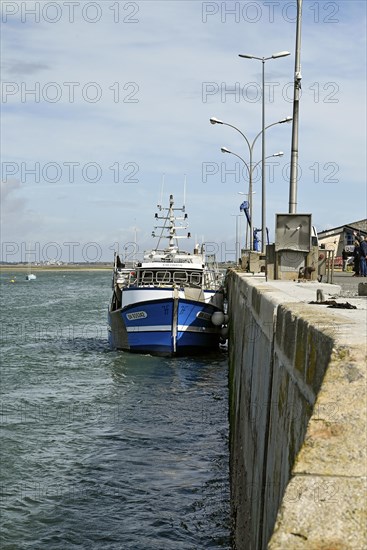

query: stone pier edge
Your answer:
[226,269,367,549]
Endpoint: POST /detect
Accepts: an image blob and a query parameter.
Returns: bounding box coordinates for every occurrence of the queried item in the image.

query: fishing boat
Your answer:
[108,195,227,356]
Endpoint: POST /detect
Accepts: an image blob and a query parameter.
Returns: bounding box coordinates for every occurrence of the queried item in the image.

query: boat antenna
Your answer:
[183,174,187,212]
[134,221,137,262]
[158,173,165,209]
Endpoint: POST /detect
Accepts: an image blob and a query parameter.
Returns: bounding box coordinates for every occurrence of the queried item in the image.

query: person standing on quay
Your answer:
[342,248,348,271]
[360,236,367,277]
[352,240,361,276]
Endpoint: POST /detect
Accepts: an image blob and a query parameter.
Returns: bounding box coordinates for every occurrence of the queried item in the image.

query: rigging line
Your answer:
[155,205,170,251]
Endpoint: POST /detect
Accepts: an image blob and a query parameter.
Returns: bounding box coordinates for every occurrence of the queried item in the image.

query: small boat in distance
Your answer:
[108,194,227,356]
[25,245,37,281]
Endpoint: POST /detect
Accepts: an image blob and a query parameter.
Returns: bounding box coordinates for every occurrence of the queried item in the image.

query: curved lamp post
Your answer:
[239,51,290,253]
[231,214,242,264]
[221,148,284,250]
[210,116,291,250]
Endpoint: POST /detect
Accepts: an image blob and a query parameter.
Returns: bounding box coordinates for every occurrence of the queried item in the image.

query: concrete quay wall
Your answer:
[227,270,366,550]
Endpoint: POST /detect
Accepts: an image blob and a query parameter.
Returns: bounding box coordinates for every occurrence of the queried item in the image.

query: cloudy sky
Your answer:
[1,0,366,262]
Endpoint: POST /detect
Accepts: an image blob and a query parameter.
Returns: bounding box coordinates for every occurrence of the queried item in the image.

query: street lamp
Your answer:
[289,0,303,214]
[222,148,284,250]
[210,116,291,250]
[231,214,242,264]
[222,148,284,173]
[239,50,290,253]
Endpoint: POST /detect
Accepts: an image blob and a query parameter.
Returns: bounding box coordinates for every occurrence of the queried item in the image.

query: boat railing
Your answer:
[115,265,223,291]
[137,269,204,288]
[203,267,225,289]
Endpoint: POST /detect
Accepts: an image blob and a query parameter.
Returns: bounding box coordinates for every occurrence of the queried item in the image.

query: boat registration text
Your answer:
[126,311,147,320]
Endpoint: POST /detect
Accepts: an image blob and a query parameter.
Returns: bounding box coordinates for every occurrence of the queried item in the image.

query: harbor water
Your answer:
[0,271,231,549]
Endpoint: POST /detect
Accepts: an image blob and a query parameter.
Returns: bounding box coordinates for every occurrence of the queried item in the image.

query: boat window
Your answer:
[189,272,202,286]
[141,271,154,283]
[173,271,188,284]
[156,271,171,283]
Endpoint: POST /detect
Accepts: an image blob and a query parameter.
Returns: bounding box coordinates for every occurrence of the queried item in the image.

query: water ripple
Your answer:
[0,271,231,549]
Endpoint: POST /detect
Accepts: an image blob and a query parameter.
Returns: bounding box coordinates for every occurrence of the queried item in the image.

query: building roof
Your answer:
[318,219,367,237]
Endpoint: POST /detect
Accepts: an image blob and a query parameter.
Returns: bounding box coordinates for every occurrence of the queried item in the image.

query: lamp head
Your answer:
[272,51,291,59]
[221,147,231,154]
[279,116,293,124]
[210,117,223,125]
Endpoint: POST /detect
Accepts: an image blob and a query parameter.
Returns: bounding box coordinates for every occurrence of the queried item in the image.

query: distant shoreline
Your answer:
[0,265,112,272]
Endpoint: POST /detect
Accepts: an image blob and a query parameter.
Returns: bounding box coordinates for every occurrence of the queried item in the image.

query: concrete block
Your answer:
[294,344,367,478]
[268,476,367,549]
[358,281,367,295]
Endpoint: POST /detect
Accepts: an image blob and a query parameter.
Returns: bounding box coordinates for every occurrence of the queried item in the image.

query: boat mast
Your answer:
[168,194,176,250]
[152,193,190,253]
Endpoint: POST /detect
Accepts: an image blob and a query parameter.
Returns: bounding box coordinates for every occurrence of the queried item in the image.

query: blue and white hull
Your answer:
[108,293,223,356]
